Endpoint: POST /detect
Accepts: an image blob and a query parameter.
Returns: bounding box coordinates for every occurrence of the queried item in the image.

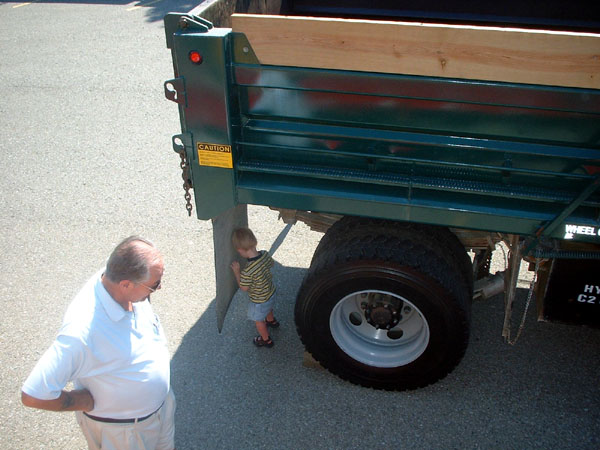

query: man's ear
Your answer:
[119,280,133,290]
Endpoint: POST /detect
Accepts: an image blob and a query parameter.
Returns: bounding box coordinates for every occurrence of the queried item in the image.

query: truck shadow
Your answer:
[170,268,600,449]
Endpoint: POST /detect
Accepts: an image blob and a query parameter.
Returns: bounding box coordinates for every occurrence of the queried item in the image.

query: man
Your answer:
[22,236,175,450]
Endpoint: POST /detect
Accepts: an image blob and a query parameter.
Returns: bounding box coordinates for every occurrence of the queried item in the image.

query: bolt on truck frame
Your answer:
[164,3,600,390]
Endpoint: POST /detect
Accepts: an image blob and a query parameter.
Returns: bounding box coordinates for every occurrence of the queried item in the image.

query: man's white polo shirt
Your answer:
[22,271,170,419]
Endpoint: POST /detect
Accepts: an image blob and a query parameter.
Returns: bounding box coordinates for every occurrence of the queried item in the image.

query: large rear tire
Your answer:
[312,217,473,297]
[295,223,471,390]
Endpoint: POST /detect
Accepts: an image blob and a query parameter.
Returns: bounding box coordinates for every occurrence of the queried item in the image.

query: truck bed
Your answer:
[166,13,600,243]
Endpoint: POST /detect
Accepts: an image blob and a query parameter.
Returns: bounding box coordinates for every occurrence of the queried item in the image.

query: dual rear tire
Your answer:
[295,218,472,390]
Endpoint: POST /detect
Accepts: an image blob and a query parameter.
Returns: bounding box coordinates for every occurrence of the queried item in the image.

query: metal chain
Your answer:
[177,149,193,216]
[506,258,540,346]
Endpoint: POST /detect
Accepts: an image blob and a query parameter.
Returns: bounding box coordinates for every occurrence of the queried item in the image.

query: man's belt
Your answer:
[83,403,162,424]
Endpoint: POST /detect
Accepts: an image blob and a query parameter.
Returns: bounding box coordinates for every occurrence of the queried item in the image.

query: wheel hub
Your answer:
[363,300,401,330]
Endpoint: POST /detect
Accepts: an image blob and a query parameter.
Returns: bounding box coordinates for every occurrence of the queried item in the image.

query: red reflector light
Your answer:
[189,51,203,64]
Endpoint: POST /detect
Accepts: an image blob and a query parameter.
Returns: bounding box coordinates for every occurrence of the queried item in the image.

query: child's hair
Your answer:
[232,227,258,250]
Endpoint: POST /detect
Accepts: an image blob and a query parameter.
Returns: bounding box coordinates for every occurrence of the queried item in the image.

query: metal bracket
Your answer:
[178,14,213,33]
[231,33,260,65]
[164,13,213,49]
[524,175,600,255]
[172,133,193,155]
[164,78,186,105]
[502,235,522,342]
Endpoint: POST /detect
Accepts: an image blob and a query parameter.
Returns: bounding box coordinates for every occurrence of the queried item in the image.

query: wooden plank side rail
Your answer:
[231,14,600,89]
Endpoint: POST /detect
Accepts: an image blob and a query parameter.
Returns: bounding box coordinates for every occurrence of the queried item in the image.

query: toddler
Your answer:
[230,227,279,347]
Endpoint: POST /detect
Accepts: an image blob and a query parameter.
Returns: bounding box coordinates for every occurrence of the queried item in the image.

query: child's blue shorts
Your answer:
[247,293,276,321]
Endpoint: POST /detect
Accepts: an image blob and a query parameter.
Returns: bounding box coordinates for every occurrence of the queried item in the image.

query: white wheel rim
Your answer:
[329,290,430,368]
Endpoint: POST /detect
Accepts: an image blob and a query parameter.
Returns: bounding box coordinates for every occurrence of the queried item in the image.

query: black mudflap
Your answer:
[542,258,600,328]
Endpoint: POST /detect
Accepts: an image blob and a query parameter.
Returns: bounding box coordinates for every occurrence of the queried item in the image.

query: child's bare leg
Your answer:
[266,310,275,322]
[255,320,270,340]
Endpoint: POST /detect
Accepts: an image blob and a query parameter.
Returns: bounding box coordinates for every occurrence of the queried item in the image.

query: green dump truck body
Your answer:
[165,15,600,245]
[165,10,600,390]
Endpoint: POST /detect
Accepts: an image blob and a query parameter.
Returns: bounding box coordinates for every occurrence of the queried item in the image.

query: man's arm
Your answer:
[21,388,94,412]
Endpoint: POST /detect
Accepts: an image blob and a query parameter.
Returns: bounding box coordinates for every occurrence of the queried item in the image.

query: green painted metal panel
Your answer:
[168,23,237,220]
[166,14,600,243]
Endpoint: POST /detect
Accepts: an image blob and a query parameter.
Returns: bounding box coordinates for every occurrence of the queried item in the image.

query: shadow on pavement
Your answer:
[170,269,600,449]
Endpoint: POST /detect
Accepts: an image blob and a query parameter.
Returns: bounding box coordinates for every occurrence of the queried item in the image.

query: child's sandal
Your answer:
[265,318,280,328]
[253,335,274,348]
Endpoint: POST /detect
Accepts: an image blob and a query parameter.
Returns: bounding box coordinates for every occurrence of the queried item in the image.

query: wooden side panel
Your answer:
[232,14,600,89]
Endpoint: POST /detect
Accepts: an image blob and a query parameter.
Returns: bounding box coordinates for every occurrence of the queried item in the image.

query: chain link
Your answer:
[177,149,193,216]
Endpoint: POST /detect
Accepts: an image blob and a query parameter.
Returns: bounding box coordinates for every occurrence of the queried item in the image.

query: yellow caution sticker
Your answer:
[197,143,233,169]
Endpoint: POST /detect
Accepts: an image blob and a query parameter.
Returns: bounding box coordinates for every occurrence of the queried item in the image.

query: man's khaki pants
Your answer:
[76,389,176,450]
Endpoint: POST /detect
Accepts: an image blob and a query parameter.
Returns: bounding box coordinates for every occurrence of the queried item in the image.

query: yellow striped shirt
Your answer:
[240,251,275,303]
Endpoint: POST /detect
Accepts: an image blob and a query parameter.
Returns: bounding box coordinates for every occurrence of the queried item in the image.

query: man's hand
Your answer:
[22,389,95,412]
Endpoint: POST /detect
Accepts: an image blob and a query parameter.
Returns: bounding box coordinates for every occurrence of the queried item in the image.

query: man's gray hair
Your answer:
[104,236,157,283]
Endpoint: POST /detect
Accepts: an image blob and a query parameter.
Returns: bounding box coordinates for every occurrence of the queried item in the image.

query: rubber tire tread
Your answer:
[313,217,473,300]
[296,224,471,390]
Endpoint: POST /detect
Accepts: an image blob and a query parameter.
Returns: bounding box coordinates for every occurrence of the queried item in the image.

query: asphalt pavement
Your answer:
[1,2,599,449]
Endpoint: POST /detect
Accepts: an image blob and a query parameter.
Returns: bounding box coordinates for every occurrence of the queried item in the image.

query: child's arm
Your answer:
[230,261,249,291]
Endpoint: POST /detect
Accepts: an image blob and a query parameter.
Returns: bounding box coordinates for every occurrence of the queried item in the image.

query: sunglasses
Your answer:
[137,279,162,293]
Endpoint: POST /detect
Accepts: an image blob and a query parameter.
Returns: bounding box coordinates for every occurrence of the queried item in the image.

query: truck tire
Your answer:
[295,227,471,390]
[312,217,473,297]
